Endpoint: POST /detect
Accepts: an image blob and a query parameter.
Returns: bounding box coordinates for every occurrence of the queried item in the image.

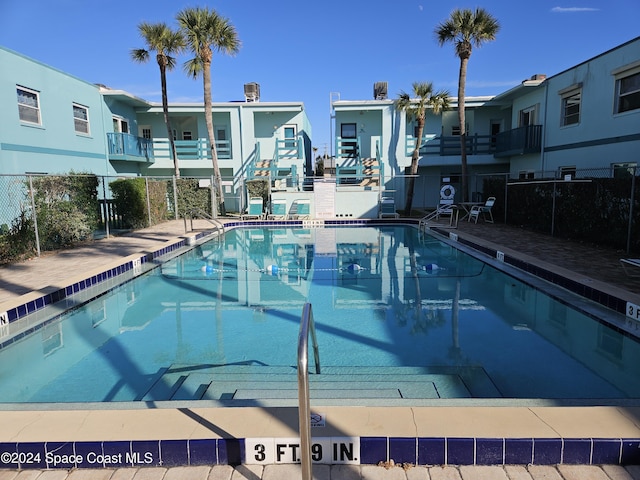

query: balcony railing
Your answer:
[152,138,232,161]
[493,125,542,157]
[404,125,542,158]
[107,133,153,162]
[275,136,303,161]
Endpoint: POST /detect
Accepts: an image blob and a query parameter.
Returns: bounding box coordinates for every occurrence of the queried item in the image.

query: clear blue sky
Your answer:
[1,0,638,155]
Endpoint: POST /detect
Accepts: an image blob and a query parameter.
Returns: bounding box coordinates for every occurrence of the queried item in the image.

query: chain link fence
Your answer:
[0,173,247,265]
[2,167,640,265]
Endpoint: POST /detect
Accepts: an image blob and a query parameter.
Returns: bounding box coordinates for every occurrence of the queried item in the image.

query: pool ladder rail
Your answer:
[419,204,459,231]
[185,207,225,236]
[298,302,320,480]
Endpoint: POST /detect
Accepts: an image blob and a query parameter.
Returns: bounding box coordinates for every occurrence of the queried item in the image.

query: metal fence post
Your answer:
[627,168,636,254]
[145,178,152,227]
[28,175,41,257]
[102,176,110,238]
[172,176,179,220]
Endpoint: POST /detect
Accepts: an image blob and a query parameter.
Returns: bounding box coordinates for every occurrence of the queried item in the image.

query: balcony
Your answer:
[152,138,232,161]
[493,125,542,157]
[404,125,542,158]
[107,133,153,162]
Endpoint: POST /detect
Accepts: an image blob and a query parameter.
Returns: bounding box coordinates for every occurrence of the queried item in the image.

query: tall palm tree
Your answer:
[131,22,185,178]
[435,8,500,202]
[177,6,240,216]
[396,82,450,215]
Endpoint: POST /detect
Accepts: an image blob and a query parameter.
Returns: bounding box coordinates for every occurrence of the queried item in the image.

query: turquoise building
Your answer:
[2,36,639,216]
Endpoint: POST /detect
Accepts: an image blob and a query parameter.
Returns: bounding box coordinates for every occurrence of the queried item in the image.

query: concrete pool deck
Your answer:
[1,219,640,479]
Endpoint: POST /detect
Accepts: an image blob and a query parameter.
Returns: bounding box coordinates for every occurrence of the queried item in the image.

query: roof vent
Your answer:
[374,81,388,100]
[244,82,260,102]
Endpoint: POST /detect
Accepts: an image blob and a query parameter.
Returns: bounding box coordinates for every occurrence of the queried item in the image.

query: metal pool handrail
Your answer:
[298,302,320,480]
[186,207,225,236]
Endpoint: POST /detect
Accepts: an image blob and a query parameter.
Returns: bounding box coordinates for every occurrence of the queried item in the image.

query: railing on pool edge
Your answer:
[185,208,225,236]
[298,302,321,480]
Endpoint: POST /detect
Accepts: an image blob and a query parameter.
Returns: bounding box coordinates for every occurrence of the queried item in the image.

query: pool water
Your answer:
[1,225,639,403]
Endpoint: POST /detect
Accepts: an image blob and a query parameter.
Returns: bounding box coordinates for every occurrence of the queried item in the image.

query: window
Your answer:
[182,131,192,141]
[140,127,151,139]
[615,70,640,114]
[73,103,90,134]
[518,171,534,180]
[17,86,41,124]
[113,117,129,134]
[519,105,537,126]
[340,123,357,157]
[284,125,297,148]
[561,89,581,126]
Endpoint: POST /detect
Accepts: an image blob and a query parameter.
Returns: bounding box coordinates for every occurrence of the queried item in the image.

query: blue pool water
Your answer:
[1,225,639,403]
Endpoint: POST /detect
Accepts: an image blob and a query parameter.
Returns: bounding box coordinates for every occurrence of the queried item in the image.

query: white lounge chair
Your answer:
[288,199,310,220]
[468,196,495,223]
[267,198,287,220]
[620,258,640,277]
[242,197,264,220]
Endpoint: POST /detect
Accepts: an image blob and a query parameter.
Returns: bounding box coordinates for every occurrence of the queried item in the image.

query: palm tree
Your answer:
[131,23,185,178]
[435,8,500,202]
[177,6,240,216]
[396,82,450,215]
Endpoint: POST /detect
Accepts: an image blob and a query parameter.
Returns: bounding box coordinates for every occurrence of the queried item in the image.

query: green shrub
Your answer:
[109,178,148,229]
[0,210,36,264]
[169,178,212,218]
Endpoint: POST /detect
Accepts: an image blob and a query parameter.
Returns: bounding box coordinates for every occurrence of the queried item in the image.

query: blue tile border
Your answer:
[0,436,639,469]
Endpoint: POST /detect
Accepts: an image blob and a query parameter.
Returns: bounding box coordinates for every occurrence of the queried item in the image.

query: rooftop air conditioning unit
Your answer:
[374,81,388,100]
[244,82,260,102]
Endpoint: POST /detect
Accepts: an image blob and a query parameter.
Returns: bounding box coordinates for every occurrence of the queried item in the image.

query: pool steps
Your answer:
[140,366,502,402]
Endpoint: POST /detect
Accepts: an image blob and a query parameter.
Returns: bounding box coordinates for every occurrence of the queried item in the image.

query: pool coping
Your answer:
[2,219,640,469]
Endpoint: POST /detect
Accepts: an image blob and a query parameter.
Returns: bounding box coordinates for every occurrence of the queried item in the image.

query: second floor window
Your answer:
[615,70,640,114]
[17,86,41,125]
[561,90,581,126]
[73,104,90,135]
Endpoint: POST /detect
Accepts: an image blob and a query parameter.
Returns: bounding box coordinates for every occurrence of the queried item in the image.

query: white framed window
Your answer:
[518,170,534,180]
[559,166,576,179]
[112,116,129,134]
[519,105,537,126]
[283,124,297,148]
[17,86,41,125]
[182,131,192,140]
[73,103,90,135]
[559,85,581,126]
[614,69,640,114]
[139,126,152,139]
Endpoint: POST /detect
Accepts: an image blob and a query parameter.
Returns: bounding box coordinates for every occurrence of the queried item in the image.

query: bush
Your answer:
[169,178,212,219]
[31,173,99,251]
[0,210,36,264]
[109,178,148,229]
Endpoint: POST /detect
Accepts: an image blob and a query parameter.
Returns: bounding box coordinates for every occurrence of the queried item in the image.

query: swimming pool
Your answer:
[2,224,639,404]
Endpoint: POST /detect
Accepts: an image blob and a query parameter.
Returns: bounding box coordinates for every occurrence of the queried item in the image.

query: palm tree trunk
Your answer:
[404,118,425,215]
[160,63,180,178]
[458,57,469,202]
[203,59,226,215]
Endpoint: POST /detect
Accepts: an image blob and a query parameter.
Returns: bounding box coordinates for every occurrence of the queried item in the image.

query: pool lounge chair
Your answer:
[378,197,399,218]
[288,199,311,220]
[242,197,264,220]
[267,198,287,220]
[468,196,495,223]
[620,258,640,277]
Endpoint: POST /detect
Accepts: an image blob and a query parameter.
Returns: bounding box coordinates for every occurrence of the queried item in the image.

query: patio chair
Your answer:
[242,197,264,220]
[468,196,495,223]
[267,198,287,220]
[620,258,640,277]
[288,199,311,220]
[378,197,399,218]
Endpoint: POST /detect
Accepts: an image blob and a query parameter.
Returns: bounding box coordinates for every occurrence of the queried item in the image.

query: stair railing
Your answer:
[298,302,320,480]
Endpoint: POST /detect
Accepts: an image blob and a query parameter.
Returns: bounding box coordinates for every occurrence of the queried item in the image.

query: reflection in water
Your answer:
[0,226,638,402]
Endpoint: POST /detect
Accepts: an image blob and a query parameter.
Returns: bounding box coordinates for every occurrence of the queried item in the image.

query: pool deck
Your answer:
[2,218,640,480]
